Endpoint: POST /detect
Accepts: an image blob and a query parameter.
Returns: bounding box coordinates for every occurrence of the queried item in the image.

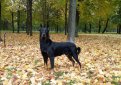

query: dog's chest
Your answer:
[40,41,50,52]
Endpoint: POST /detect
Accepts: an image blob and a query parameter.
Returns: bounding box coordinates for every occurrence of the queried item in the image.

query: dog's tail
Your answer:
[76,47,81,55]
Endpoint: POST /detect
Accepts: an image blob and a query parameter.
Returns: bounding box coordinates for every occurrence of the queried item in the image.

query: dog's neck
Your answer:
[40,38,52,52]
[40,38,52,45]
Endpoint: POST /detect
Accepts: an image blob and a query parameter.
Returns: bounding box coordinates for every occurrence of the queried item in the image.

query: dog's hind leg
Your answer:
[67,55,75,66]
[43,56,48,65]
[71,49,81,69]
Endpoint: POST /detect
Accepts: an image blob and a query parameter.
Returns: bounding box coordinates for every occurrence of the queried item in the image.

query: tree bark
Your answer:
[29,0,32,36]
[98,20,101,33]
[56,24,59,33]
[67,0,77,42]
[84,23,87,33]
[56,11,59,33]
[75,7,79,37]
[0,0,2,41]
[117,25,119,34]
[75,0,83,37]
[89,23,91,33]
[118,4,121,34]
[17,10,20,33]
[26,0,29,35]
[119,25,121,34]
[42,0,47,27]
[47,6,49,28]
[75,0,81,37]
[11,12,15,33]
[26,19,29,35]
[3,20,8,30]
[102,18,109,33]
[65,0,68,35]
[27,0,32,36]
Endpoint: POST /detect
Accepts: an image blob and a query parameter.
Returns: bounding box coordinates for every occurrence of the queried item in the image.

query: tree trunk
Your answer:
[98,20,101,33]
[56,11,59,33]
[4,33,6,47]
[75,8,79,37]
[75,0,81,37]
[75,0,83,37]
[89,23,91,33]
[119,24,121,34]
[56,24,58,33]
[42,0,47,27]
[118,4,121,34]
[27,0,32,36]
[17,10,20,33]
[117,25,120,34]
[67,0,77,42]
[29,0,32,36]
[11,12,15,33]
[102,18,109,33]
[27,0,30,35]
[26,19,29,35]
[47,6,49,28]
[41,3,49,29]
[84,24,87,33]
[0,0,2,41]
[3,20,9,30]
[65,0,68,35]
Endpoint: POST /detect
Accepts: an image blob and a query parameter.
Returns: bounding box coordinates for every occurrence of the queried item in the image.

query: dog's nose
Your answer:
[42,34,46,37]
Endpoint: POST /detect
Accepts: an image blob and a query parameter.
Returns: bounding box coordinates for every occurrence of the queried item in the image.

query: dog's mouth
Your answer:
[41,34,46,38]
[41,36,47,40]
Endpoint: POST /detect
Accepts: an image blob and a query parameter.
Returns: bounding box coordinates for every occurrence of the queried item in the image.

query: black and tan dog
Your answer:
[39,27,81,72]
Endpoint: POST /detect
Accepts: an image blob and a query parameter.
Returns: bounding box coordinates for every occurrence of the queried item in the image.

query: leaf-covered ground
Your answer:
[0,33,121,85]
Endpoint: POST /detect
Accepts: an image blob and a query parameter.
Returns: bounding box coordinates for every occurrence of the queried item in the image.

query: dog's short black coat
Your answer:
[39,27,81,69]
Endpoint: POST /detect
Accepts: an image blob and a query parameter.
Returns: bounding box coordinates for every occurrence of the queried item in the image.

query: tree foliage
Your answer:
[0,0,120,33]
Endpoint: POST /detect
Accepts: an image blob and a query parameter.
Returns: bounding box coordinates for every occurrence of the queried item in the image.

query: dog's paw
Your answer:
[50,69,54,75]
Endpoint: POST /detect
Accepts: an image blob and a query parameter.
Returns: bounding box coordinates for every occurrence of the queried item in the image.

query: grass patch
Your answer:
[54,71,64,79]
[111,75,121,85]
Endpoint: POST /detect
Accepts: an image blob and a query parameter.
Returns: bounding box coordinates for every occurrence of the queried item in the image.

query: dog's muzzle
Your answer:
[41,34,46,39]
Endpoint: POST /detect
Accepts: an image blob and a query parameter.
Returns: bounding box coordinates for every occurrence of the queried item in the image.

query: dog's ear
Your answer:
[38,24,43,31]
[47,28,49,32]
[38,28,41,32]
[40,24,42,28]
[38,28,41,31]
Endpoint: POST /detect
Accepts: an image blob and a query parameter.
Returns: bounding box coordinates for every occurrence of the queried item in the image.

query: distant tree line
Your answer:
[0,0,121,36]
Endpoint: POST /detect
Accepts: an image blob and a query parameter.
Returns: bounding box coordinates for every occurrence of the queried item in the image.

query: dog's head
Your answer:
[39,27,50,40]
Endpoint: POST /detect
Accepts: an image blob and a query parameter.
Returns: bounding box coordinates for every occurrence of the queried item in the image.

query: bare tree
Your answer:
[67,0,77,42]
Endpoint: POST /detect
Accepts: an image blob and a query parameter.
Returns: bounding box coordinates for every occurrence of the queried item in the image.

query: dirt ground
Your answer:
[0,33,121,85]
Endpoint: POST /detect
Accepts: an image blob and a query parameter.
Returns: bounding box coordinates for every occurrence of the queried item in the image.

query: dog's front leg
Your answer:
[50,57,54,69]
[42,52,48,69]
[43,56,48,66]
[48,48,55,74]
[49,57,54,74]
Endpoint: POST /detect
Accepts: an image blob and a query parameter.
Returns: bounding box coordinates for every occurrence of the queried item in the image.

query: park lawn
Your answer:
[0,32,121,85]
